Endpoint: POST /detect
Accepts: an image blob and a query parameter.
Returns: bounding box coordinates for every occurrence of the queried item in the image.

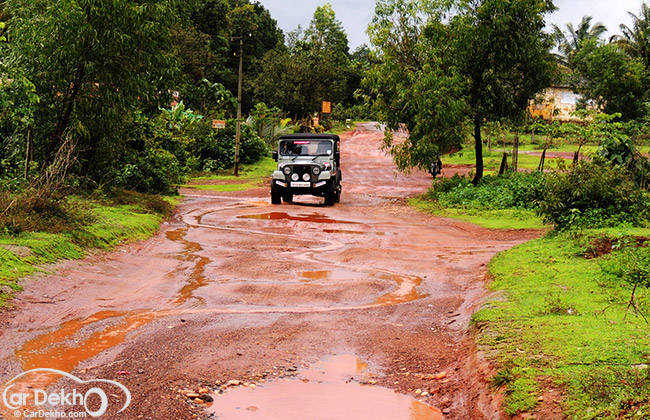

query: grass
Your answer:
[328,120,361,135]
[409,197,547,230]
[185,157,276,192]
[474,228,650,418]
[0,193,172,309]
[444,147,567,171]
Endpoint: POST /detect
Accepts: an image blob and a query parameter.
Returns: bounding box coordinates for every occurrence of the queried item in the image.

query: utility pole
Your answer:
[234,38,243,177]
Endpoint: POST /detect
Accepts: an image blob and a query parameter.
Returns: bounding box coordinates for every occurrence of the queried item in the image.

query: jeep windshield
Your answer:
[279,139,333,157]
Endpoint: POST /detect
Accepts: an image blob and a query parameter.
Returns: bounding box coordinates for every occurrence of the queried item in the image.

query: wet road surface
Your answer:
[0,124,540,419]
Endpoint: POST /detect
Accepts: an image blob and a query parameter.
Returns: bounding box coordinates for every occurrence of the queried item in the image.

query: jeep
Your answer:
[270,134,342,206]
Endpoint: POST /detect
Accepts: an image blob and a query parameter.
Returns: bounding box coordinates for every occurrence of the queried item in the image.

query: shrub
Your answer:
[115,148,183,195]
[192,120,268,171]
[0,189,85,235]
[429,172,546,210]
[538,161,649,229]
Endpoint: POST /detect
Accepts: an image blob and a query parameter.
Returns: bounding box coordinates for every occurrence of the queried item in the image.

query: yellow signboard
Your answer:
[322,101,332,114]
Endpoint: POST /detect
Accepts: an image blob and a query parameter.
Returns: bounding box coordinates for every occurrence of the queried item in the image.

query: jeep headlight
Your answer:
[302,173,311,181]
[291,173,300,181]
[312,166,321,176]
[282,166,292,176]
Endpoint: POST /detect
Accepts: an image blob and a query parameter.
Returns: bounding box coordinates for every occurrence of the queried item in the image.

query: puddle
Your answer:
[239,212,361,225]
[209,355,442,420]
[12,310,162,399]
[165,228,211,305]
[323,229,366,235]
[374,273,427,306]
[300,270,332,281]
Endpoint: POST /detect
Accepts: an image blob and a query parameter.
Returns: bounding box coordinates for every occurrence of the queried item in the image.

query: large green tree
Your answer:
[552,16,607,66]
[453,0,556,184]
[181,0,283,114]
[571,39,648,120]
[612,3,650,70]
[367,0,556,183]
[366,0,467,171]
[254,3,352,119]
[5,0,180,178]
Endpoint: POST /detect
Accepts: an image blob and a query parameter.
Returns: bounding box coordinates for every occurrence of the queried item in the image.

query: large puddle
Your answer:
[238,212,361,224]
[208,355,442,420]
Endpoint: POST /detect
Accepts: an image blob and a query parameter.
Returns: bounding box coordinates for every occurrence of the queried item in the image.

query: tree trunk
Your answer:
[511,133,519,171]
[531,129,535,145]
[538,148,547,172]
[499,152,508,175]
[48,64,85,162]
[24,128,33,180]
[472,116,483,186]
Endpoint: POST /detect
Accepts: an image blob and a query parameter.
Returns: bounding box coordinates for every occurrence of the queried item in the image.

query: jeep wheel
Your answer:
[282,192,293,203]
[271,186,282,205]
[324,183,337,206]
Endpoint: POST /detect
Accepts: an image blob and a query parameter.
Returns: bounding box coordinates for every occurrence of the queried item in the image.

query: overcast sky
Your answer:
[257,0,647,49]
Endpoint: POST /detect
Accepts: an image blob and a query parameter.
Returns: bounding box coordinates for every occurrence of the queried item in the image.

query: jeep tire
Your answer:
[282,192,293,203]
[324,182,338,206]
[271,184,282,205]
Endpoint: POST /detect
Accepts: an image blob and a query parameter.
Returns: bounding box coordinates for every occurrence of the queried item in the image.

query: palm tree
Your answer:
[611,3,650,68]
[552,16,608,66]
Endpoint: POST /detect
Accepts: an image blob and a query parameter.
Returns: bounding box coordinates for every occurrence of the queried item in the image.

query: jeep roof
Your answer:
[278,134,340,142]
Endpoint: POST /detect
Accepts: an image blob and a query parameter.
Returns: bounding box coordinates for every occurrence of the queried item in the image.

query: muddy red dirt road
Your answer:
[0,123,539,419]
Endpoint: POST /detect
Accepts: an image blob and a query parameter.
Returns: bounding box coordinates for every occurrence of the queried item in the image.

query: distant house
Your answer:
[528,86,593,123]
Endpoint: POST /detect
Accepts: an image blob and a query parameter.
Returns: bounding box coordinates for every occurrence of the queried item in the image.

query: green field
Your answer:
[409,197,548,230]
[474,228,650,418]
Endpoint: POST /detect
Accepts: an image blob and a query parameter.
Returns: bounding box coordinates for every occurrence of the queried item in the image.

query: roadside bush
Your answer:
[0,189,84,235]
[192,120,268,172]
[538,161,649,229]
[115,147,183,195]
[429,172,546,210]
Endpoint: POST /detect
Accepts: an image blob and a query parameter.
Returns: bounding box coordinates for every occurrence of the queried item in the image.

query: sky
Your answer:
[257,0,647,49]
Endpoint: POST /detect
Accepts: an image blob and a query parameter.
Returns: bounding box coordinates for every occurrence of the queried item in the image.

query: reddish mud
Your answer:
[0,123,541,419]
[209,355,443,420]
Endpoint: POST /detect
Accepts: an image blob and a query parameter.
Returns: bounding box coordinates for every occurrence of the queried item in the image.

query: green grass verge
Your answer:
[328,120,361,135]
[474,228,650,418]
[0,196,171,309]
[181,182,259,192]
[409,197,548,230]
[444,148,570,171]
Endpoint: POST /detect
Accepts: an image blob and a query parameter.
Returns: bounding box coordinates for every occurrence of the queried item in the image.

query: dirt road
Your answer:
[0,124,539,419]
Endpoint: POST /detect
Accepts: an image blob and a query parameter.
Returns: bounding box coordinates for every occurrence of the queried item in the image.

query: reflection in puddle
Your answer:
[323,229,366,235]
[165,229,211,305]
[300,270,331,281]
[239,212,360,224]
[375,273,427,306]
[12,310,162,401]
[209,355,442,420]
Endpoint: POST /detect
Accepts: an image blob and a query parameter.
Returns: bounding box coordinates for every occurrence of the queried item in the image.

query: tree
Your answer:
[451,0,556,184]
[178,0,284,114]
[611,3,650,70]
[366,0,467,171]
[570,39,647,120]
[368,0,556,183]
[5,0,180,180]
[253,3,352,119]
[552,16,607,66]
[304,3,349,57]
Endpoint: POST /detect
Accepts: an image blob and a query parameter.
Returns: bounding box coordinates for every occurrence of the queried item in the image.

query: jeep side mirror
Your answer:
[272,151,278,161]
